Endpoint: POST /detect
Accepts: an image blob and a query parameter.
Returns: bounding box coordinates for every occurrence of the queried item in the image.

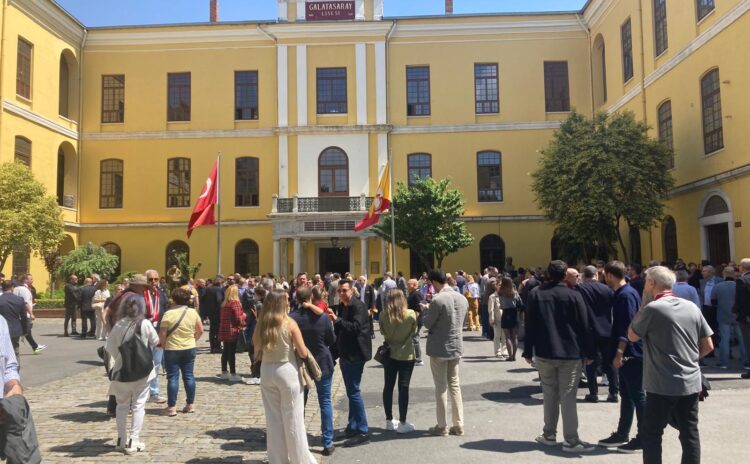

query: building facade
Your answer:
[1,0,749,281]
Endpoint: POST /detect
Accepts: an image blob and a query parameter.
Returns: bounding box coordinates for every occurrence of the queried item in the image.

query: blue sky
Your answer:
[56,1,587,27]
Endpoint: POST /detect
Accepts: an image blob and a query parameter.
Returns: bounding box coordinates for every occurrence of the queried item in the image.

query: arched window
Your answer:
[480,234,505,272]
[14,136,31,167]
[59,54,69,117]
[235,157,259,207]
[701,68,723,154]
[653,0,668,56]
[593,34,607,106]
[663,216,678,266]
[165,240,189,272]
[629,226,642,265]
[102,242,122,279]
[167,157,191,208]
[100,159,123,208]
[11,246,29,279]
[477,151,502,202]
[407,153,432,186]
[657,100,674,168]
[319,147,349,197]
[57,147,65,206]
[702,195,729,217]
[697,0,715,21]
[235,239,259,276]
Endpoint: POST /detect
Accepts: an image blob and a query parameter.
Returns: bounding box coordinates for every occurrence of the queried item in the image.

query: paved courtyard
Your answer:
[20,318,750,463]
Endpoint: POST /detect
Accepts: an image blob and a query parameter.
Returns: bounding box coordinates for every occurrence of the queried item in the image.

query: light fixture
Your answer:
[330,237,339,248]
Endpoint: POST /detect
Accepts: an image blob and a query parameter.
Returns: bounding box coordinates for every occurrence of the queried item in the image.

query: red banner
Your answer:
[306,1,355,21]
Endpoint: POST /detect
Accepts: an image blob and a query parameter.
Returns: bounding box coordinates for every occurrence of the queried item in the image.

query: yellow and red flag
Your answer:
[355,163,391,232]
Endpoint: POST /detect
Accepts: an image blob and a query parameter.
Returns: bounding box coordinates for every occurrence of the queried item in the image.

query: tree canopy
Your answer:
[373,177,473,270]
[59,242,120,280]
[0,162,65,274]
[531,111,674,262]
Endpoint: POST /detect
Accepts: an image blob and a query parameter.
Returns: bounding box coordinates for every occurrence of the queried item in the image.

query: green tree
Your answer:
[0,162,65,273]
[43,250,63,294]
[532,111,674,262]
[169,250,202,278]
[373,177,473,270]
[59,242,119,280]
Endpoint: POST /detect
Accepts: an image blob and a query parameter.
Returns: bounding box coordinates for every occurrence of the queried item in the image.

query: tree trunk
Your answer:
[0,254,8,275]
[436,255,444,270]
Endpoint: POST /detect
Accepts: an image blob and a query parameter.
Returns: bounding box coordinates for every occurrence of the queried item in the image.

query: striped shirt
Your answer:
[0,317,20,399]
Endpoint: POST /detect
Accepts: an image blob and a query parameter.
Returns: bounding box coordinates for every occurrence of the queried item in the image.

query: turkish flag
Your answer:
[354,162,391,232]
[187,158,218,238]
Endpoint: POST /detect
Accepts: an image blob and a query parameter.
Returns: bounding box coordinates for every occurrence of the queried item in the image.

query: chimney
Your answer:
[445,0,453,15]
[210,0,219,22]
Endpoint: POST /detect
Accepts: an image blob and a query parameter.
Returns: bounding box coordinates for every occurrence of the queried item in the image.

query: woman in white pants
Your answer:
[488,284,508,359]
[253,290,316,464]
[105,293,159,455]
[93,279,111,340]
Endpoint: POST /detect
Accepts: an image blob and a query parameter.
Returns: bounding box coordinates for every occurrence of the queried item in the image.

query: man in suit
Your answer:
[700,265,723,355]
[734,258,750,379]
[63,275,80,336]
[356,275,377,340]
[78,277,97,339]
[203,275,226,354]
[0,281,29,366]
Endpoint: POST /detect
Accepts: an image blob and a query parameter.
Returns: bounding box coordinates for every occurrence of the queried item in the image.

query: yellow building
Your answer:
[1,0,748,281]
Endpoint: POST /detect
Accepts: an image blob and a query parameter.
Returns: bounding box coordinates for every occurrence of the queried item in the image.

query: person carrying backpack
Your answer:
[105,294,159,455]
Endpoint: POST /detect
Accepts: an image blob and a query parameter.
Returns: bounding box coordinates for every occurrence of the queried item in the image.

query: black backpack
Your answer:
[111,320,153,382]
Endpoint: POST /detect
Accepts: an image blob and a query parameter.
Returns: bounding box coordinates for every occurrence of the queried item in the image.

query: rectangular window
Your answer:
[316,68,347,114]
[236,157,259,207]
[235,71,259,120]
[653,0,668,56]
[544,61,570,112]
[167,158,191,208]
[167,72,191,122]
[101,75,125,123]
[408,153,432,186]
[658,101,674,169]
[14,136,31,167]
[697,0,715,22]
[12,246,29,279]
[621,19,634,82]
[701,69,724,154]
[406,66,430,116]
[474,63,499,114]
[100,159,124,209]
[16,37,32,99]
[477,151,502,202]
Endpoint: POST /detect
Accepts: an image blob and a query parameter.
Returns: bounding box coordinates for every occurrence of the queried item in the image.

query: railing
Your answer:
[272,195,373,213]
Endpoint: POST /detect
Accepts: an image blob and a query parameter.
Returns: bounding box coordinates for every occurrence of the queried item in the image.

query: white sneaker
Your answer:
[148,395,166,404]
[397,422,415,434]
[124,439,146,455]
[217,372,230,380]
[229,374,243,382]
[244,377,261,385]
[386,419,399,431]
[415,360,425,366]
[114,437,126,452]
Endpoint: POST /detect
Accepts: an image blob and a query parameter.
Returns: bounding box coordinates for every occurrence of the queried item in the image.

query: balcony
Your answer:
[272,195,373,214]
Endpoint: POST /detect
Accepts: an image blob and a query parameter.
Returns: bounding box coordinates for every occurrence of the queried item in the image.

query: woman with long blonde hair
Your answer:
[253,290,316,464]
[379,289,418,433]
[218,284,246,382]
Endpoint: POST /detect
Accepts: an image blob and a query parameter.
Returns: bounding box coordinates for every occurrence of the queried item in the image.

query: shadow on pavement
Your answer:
[76,400,109,409]
[52,410,111,423]
[186,457,265,464]
[507,368,537,374]
[481,385,543,406]
[461,438,610,458]
[333,426,432,444]
[76,359,104,367]
[48,438,113,457]
[206,426,267,446]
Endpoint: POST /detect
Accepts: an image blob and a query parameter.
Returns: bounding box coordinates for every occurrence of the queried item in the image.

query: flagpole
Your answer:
[387,147,396,276]
[216,152,222,276]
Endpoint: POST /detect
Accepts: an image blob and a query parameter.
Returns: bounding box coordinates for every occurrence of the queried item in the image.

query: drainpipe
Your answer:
[384,20,396,274]
[0,0,8,151]
[576,13,595,116]
[76,28,88,226]
[637,0,648,124]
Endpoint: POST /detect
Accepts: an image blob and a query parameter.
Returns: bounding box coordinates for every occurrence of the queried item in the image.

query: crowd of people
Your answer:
[1,254,749,463]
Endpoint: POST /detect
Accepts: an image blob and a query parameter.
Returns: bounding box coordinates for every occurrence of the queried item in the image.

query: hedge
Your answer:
[35,299,65,310]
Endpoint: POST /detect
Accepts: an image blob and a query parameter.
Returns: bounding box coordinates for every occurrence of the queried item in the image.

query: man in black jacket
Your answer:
[63,275,79,336]
[523,260,596,453]
[203,276,225,353]
[577,265,617,403]
[734,258,750,379]
[332,279,371,447]
[78,278,97,339]
[0,281,29,364]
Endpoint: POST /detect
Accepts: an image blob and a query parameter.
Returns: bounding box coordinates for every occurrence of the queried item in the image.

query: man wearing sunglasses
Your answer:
[144,269,169,404]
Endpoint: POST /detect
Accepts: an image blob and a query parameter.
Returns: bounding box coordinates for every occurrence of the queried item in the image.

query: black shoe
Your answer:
[606,394,619,403]
[617,438,643,454]
[336,427,357,440]
[584,394,598,403]
[63,332,69,337]
[322,446,335,456]
[578,378,588,388]
[80,335,87,340]
[343,433,370,448]
[71,331,79,336]
[741,372,750,379]
[598,432,628,448]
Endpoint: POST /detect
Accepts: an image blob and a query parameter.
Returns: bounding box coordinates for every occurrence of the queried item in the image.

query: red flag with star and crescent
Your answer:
[355,162,391,232]
[187,158,218,238]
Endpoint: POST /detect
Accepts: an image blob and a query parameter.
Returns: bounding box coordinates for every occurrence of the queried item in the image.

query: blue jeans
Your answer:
[719,322,749,366]
[164,348,197,408]
[150,347,164,397]
[304,372,334,448]
[617,357,645,439]
[340,359,368,434]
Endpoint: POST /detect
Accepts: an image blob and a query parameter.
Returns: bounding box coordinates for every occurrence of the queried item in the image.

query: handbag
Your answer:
[374,343,390,364]
[111,320,153,382]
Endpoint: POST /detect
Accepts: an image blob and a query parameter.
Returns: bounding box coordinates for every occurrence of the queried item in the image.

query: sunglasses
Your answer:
[148,278,160,282]
[337,288,349,293]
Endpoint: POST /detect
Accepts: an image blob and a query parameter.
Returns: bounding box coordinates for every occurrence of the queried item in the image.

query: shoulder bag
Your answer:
[374,342,391,365]
[111,320,154,382]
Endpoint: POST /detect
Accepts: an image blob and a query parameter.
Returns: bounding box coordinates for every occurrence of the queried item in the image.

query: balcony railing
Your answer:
[273,195,373,213]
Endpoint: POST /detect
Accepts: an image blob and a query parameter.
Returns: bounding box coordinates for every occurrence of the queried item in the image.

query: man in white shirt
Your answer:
[12,275,45,354]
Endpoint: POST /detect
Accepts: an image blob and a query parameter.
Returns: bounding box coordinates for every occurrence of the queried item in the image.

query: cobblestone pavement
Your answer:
[26,341,344,464]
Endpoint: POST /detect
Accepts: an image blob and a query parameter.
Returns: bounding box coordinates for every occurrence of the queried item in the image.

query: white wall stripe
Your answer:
[355,43,368,125]
[296,44,308,126]
[277,45,289,127]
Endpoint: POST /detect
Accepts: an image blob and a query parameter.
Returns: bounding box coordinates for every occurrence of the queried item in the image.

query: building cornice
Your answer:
[67,220,271,229]
[582,0,614,28]
[9,0,84,46]
[391,120,562,135]
[670,163,750,197]
[462,215,547,223]
[269,21,394,40]
[85,27,270,47]
[2,99,79,140]
[391,19,586,38]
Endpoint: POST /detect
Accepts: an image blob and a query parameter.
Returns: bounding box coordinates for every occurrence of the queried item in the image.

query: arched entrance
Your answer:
[235,239,259,276]
[57,141,78,208]
[662,216,678,266]
[699,192,733,265]
[479,234,505,272]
